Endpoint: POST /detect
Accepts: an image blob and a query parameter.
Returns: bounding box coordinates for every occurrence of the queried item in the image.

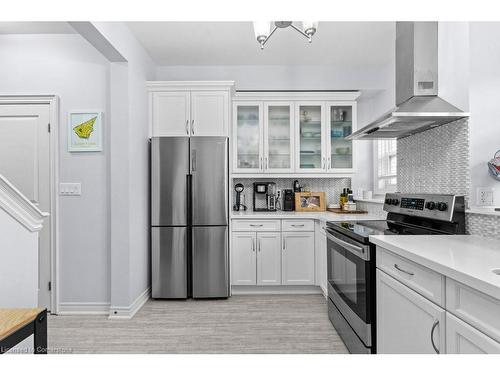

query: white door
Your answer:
[151,91,191,136]
[231,232,256,285]
[282,232,315,285]
[446,312,500,354]
[191,91,229,136]
[263,102,294,173]
[0,103,51,309]
[376,270,445,354]
[256,232,281,285]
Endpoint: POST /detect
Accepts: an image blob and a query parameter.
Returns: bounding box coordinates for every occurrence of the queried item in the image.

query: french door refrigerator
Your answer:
[151,137,229,299]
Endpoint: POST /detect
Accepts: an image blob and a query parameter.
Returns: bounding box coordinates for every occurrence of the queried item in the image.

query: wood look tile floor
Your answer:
[47,295,348,354]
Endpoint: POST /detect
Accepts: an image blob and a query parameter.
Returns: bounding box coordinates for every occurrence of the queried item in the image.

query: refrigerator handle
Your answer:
[191,149,197,172]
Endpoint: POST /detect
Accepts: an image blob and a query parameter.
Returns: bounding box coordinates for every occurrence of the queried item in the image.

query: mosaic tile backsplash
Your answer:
[397,118,500,239]
[232,177,351,211]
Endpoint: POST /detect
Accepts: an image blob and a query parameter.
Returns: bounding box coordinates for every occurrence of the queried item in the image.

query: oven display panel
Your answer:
[400,197,425,210]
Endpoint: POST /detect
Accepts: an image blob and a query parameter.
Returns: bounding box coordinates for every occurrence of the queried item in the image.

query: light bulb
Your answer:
[253,21,271,48]
[302,21,318,41]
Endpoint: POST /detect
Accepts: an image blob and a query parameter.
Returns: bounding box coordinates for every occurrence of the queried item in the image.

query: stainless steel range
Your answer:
[325,193,465,354]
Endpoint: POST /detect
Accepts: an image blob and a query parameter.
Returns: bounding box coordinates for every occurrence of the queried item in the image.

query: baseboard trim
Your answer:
[231,285,323,295]
[58,302,111,315]
[108,287,151,320]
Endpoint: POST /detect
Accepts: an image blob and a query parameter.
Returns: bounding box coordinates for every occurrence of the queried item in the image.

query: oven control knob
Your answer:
[385,198,391,205]
[437,202,448,211]
[425,201,436,210]
[391,199,400,206]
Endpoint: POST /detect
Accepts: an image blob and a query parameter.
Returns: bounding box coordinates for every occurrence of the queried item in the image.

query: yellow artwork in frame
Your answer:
[68,111,103,152]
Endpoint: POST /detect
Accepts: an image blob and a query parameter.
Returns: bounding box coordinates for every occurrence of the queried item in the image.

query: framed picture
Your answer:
[295,192,326,212]
[68,111,103,152]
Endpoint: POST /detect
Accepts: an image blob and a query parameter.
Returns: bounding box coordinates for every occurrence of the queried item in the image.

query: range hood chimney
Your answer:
[348,22,469,140]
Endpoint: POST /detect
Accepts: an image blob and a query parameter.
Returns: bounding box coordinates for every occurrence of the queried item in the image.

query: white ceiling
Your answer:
[0,22,75,34]
[127,22,394,66]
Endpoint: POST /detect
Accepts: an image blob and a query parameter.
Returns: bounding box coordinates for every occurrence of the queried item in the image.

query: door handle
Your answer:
[430,319,440,354]
[322,156,325,169]
[265,157,268,169]
[328,156,331,169]
[258,239,261,252]
[252,239,255,252]
[260,157,263,170]
[185,120,189,135]
[249,224,263,227]
[394,264,414,276]
[291,224,305,227]
[282,237,286,251]
[191,119,195,135]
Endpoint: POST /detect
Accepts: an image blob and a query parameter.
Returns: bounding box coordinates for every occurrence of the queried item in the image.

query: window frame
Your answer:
[373,139,397,195]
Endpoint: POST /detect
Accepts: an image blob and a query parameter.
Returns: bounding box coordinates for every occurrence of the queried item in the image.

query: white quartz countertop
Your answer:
[231,210,385,222]
[370,235,500,300]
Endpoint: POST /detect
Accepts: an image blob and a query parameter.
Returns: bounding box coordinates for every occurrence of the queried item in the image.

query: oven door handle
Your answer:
[326,230,369,261]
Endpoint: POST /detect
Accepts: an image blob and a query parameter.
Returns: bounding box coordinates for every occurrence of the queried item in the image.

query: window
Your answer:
[374,139,397,194]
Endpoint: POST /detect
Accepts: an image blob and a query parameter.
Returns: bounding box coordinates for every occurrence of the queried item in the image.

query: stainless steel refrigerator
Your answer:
[151,137,229,299]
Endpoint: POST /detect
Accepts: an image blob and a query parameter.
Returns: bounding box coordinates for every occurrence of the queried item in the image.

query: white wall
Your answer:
[90,22,155,310]
[0,34,111,305]
[469,22,500,206]
[0,209,38,307]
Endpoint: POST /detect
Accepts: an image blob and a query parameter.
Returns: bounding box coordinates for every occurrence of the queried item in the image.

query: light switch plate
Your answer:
[476,187,494,206]
[60,183,81,196]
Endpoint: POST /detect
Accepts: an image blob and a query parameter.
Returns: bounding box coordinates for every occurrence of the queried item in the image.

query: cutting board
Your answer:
[327,208,368,214]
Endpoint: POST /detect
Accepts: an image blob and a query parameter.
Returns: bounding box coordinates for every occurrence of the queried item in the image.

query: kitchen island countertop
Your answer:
[370,234,500,300]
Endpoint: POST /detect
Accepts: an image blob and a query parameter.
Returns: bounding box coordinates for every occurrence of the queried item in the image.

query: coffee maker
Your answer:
[253,182,277,212]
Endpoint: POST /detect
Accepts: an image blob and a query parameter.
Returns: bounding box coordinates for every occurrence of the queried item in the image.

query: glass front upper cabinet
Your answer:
[297,104,324,171]
[264,103,294,173]
[328,104,355,171]
[234,103,262,172]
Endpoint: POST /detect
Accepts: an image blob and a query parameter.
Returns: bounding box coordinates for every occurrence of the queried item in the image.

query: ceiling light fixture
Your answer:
[253,21,319,49]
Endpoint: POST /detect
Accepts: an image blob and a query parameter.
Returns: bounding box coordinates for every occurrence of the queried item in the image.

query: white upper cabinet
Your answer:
[326,102,357,173]
[232,92,359,176]
[233,102,263,173]
[296,102,326,173]
[151,91,191,136]
[191,91,229,136]
[264,102,295,173]
[148,81,234,137]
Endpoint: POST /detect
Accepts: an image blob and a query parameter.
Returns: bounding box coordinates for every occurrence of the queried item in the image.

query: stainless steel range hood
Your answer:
[348,22,469,140]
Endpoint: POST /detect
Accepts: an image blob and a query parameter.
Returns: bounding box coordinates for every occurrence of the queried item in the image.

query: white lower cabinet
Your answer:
[282,232,315,285]
[231,231,281,286]
[377,269,445,354]
[314,221,327,294]
[231,232,257,285]
[256,232,282,285]
[446,312,500,354]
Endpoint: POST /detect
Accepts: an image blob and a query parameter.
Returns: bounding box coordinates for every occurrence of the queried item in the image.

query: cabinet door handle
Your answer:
[291,224,305,227]
[191,119,195,134]
[185,120,189,135]
[430,319,440,354]
[249,224,263,227]
[258,239,261,252]
[260,157,263,170]
[282,237,286,251]
[394,263,414,276]
[265,157,268,169]
[252,239,255,252]
[328,156,331,169]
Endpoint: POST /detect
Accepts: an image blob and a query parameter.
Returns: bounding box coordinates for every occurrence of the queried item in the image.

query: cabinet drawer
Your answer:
[232,219,281,232]
[446,279,500,343]
[282,219,315,232]
[377,247,445,306]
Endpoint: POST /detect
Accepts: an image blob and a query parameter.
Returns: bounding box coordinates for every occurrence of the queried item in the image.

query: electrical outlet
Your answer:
[60,183,82,196]
[476,187,494,206]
